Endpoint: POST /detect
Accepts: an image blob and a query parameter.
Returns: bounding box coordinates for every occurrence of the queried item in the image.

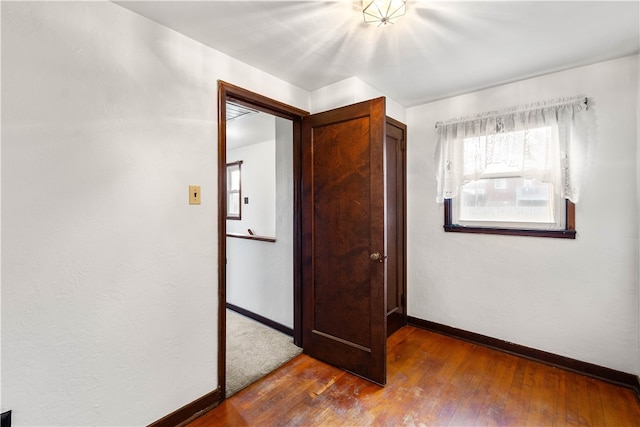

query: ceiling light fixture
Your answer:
[362,0,406,26]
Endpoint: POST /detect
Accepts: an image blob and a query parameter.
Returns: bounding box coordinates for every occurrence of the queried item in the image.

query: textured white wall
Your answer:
[226,118,294,327]
[1,2,308,425]
[227,139,277,237]
[406,55,639,375]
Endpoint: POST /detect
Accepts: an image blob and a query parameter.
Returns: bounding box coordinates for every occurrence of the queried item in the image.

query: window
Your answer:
[226,161,242,220]
[436,96,589,239]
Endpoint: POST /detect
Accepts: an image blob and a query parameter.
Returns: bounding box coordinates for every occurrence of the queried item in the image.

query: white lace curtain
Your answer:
[434,95,590,203]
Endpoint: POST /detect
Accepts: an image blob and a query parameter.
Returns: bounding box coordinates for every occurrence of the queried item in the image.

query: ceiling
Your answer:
[226,110,276,150]
[115,1,639,107]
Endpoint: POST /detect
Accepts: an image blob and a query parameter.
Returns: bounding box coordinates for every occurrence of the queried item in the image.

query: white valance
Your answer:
[434,95,590,203]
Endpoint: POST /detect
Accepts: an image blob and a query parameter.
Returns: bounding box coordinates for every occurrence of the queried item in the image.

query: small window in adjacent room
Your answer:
[226,161,243,220]
[435,96,590,239]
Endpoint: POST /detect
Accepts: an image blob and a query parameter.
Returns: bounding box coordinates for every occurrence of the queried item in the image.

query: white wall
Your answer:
[1,2,308,425]
[226,118,294,327]
[407,55,640,375]
[311,76,406,123]
[227,139,277,237]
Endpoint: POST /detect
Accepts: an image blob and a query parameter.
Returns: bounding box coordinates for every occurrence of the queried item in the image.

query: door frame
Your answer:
[217,81,309,400]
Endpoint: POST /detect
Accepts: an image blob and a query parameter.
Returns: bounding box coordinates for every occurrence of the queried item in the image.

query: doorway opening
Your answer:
[217,81,308,400]
[218,82,408,399]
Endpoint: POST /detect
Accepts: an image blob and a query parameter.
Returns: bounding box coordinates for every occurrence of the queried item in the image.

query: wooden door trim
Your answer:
[217,81,309,401]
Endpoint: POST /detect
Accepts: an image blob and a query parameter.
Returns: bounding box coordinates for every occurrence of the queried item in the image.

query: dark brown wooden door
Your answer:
[301,97,387,385]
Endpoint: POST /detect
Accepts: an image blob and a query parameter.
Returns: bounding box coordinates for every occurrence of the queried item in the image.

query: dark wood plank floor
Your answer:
[189,326,640,426]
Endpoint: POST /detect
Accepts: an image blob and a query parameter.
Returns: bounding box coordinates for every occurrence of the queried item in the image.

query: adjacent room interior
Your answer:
[224,103,301,397]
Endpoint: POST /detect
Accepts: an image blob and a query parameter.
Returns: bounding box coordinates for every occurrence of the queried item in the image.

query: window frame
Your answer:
[226,160,243,220]
[442,123,577,239]
[444,198,576,239]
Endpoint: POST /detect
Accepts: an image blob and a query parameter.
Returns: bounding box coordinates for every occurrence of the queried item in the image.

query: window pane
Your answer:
[226,161,242,219]
[228,168,240,191]
[227,193,240,217]
[459,178,554,224]
[463,127,552,178]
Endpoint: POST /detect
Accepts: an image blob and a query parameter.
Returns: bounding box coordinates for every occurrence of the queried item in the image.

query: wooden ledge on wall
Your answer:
[226,232,276,243]
[407,316,640,400]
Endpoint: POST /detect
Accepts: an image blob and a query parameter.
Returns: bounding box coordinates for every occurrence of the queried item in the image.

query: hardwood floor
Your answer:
[189,326,640,426]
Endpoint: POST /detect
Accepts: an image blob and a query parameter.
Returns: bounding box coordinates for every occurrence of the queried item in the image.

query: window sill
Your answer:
[444,224,576,239]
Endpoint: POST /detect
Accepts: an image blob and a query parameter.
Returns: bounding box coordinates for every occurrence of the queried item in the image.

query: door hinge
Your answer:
[400,138,406,152]
[401,293,406,308]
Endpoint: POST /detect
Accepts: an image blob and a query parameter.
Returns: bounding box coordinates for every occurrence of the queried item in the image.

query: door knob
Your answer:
[370,251,386,263]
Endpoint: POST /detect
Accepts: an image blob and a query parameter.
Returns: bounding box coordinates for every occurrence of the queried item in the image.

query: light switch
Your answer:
[189,185,201,205]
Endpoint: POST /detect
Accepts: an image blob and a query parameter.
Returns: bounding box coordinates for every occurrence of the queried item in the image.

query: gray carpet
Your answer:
[226,309,302,397]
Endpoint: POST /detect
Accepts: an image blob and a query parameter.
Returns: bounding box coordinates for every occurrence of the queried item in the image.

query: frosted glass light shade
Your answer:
[363,0,407,26]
